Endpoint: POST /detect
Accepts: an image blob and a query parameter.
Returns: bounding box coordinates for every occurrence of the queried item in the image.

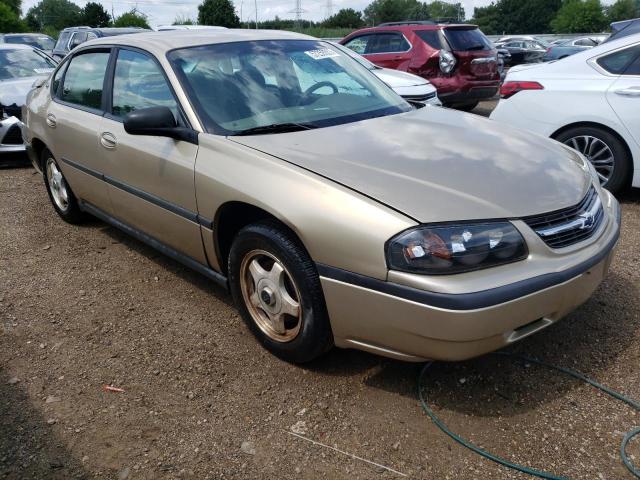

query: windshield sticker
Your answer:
[34,68,54,74]
[304,48,340,60]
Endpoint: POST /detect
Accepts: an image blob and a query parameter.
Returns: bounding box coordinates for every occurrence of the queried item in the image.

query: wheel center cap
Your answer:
[260,287,275,306]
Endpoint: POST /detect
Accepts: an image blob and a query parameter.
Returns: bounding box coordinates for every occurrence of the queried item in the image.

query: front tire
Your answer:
[42,148,85,224]
[554,126,631,194]
[228,221,333,363]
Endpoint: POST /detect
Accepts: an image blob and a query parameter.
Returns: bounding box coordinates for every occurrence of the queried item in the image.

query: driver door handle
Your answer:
[46,113,56,128]
[100,132,117,149]
[615,87,640,97]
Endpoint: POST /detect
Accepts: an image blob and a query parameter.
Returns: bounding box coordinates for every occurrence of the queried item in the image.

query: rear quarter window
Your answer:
[597,45,640,74]
[415,30,444,50]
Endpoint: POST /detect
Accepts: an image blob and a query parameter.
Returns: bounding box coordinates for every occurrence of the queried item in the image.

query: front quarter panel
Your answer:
[194,134,416,280]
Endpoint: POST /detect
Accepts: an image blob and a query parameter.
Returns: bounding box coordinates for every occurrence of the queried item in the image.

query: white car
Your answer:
[491,33,640,193]
[332,42,441,106]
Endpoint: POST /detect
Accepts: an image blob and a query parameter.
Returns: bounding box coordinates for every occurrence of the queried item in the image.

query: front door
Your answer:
[98,47,206,264]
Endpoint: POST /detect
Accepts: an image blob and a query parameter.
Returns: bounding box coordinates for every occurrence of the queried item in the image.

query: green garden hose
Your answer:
[417,352,640,479]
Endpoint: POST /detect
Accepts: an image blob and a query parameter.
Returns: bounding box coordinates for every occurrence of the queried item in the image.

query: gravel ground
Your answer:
[1,151,640,479]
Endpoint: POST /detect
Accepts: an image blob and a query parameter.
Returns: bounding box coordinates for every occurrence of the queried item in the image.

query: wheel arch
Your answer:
[551,121,634,183]
[30,137,48,170]
[213,201,311,276]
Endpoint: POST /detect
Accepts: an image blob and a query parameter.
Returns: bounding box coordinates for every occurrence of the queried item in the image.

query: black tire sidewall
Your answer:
[42,149,84,224]
[555,127,631,194]
[228,222,333,363]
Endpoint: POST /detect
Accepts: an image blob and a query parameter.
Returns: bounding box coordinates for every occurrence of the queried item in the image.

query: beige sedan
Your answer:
[22,30,620,363]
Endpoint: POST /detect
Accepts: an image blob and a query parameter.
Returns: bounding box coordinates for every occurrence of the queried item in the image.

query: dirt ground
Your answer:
[1,149,640,479]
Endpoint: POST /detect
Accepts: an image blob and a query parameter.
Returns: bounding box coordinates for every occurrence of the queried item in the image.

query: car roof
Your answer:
[81,29,316,55]
[344,23,477,37]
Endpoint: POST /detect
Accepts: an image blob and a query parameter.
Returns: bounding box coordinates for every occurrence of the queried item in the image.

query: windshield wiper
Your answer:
[233,122,318,136]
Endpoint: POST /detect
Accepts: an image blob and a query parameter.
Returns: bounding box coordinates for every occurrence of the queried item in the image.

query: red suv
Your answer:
[340,22,500,110]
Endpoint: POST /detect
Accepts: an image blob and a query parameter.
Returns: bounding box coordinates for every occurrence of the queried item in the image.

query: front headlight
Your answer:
[386,222,528,275]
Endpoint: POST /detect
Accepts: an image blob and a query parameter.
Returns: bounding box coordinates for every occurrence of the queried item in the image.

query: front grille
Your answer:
[523,186,604,249]
[403,91,437,102]
[2,125,23,145]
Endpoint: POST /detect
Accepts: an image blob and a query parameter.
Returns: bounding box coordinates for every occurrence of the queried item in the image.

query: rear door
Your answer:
[98,47,206,263]
[364,32,413,70]
[443,26,498,78]
[605,44,640,148]
[47,48,113,212]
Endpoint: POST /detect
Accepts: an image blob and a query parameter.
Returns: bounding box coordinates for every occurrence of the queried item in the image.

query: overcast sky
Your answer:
[21,0,615,27]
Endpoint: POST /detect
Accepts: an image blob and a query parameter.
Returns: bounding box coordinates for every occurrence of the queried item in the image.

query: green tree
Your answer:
[551,0,607,33]
[472,3,501,34]
[606,0,640,22]
[173,14,195,25]
[25,0,82,31]
[323,8,364,28]
[113,8,150,28]
[82,1,111,27]
[198,0,240,27]
[426,1,464,21]
[1,0,22,16]
[0,2,27,32]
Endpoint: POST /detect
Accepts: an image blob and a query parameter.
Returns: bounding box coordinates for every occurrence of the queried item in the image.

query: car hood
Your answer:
[0,75,48,109]
[231,107,591,223]
[373,67,430,88]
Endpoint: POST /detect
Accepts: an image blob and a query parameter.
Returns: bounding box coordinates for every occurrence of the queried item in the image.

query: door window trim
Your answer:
[53,47,113,116]
[102,45,192,129]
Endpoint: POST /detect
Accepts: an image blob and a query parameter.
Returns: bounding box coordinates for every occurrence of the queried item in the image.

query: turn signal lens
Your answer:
[387,223,528,275]
[500,81,544,99]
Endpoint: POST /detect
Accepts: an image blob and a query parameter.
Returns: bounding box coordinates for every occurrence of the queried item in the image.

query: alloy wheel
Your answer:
[564,135,614,185]
[239,249,302,343]
[46,157,70,212]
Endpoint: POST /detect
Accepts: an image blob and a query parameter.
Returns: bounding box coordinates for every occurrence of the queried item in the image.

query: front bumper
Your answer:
[320,191,620,362]
[0,116,26,153]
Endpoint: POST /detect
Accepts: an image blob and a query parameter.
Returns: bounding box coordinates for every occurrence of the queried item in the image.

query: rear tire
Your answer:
[42,148,85,224]
[554,126,631,194]
[228,221,333,363]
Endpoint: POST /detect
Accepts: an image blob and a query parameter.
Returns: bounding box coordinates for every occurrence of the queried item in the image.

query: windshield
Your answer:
[54,32,71,51]
[444,28,493,51]
[6,35,55,51]
[0,48,56,80]
[168,40,409,135]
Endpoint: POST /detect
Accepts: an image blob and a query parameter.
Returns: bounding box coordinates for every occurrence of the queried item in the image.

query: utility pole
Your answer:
[325,0,332,19]
[254,0,258,29]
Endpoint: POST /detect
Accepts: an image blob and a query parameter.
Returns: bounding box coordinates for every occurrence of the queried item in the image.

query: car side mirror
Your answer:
[123,106,198,144]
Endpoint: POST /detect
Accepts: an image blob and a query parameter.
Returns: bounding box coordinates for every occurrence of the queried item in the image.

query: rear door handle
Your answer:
[46,113,56,128]
[100,132,117,149]
[615,87,640,97]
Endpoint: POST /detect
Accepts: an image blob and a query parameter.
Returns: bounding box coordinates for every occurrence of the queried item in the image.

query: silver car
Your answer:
[1,44,56,155]
[23,30,620,363]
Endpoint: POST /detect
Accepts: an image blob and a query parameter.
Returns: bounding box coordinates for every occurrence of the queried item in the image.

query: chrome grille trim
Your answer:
[523,186,605,249]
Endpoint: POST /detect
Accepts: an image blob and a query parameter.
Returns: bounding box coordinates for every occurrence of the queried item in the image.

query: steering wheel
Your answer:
[298,81,339,105]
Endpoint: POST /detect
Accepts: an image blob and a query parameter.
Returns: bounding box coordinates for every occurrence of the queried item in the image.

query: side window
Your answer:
[416,30,443,50]
[69,32,87,50]
[597,45,640,74]
[111,49,178,119]
[623,51,640,75]
[344,35,370,55]
[575,38,593,46]
[54,31,71,51]
[60,51,110,110]
[87,32,98,41]
[367,33,410,54]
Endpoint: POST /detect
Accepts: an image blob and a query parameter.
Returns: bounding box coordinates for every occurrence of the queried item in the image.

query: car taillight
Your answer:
[500,81,544,99]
